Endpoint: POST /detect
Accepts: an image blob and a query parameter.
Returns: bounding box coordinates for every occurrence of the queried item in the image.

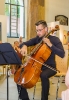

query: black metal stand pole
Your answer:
[7,66,9,100]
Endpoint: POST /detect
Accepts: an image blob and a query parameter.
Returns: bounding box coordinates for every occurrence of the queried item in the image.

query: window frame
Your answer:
[5,0,25,38]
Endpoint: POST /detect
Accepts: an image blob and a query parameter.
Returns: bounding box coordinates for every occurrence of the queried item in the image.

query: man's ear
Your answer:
[45,27,48,32]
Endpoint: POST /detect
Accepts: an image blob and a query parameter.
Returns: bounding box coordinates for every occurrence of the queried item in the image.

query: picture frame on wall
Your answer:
[55,15,68,26]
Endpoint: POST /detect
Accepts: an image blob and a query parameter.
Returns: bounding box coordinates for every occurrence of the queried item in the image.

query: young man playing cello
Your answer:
[15,20,65,100]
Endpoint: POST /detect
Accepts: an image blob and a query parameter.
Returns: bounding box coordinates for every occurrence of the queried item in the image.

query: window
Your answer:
[5,0,25,38]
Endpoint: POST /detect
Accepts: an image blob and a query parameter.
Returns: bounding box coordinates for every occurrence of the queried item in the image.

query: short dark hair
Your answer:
[35,20,47,27]
[14,41,19,44]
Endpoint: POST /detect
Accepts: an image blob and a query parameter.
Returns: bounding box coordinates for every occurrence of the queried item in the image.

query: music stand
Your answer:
[0,43,22,100]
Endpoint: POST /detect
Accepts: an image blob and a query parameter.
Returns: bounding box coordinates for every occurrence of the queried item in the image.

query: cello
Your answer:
[14,25,59,88]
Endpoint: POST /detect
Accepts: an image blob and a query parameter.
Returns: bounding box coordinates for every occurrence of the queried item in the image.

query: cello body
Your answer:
[14,43,52,88]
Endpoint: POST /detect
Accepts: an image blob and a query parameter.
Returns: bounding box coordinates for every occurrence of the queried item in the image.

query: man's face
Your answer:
[19,37,22,41]
[36,24,47,37]
[14,41,19,47]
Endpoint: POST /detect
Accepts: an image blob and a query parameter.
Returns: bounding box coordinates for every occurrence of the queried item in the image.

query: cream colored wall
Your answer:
[0,1,7,43]
[0,15,7,43]
[45,0,69,24]
[0,0,5,15]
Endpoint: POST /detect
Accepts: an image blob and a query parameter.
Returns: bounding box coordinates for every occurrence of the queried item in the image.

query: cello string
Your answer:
[25,55,60,73]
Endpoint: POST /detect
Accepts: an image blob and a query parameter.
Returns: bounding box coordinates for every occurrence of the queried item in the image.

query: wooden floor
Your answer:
[0,74,67,100]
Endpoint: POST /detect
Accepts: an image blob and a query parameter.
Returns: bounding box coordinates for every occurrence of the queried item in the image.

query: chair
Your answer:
[33,78,41,100]
[51,49,68,100]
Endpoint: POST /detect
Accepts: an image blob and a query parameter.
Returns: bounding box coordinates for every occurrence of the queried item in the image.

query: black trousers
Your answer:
[40,67,57,100]
[17,84,29,100]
